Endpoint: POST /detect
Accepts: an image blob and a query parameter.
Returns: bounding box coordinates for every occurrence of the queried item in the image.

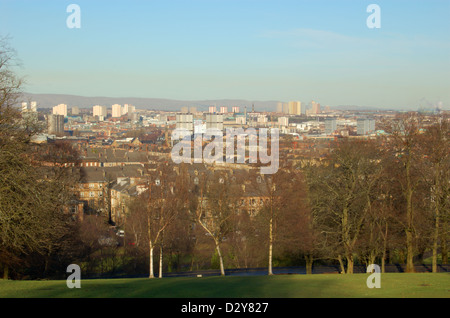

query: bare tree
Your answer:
[306,138,383,273]
[0,37,80,279]
[190,170,237,276]
[421,115,450,271]
[380,113,427,272]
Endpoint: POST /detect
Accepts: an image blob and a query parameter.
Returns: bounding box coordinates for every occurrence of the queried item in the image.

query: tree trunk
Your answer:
[346,254,354,274]
[405,163,415,273]
[3,265,8,280]
[381,223,388,273]
[149,243,155,278]
[441,231,448,265]
[338,255,345,274]
[405,230,415,273]
[159,244,163,278]
[215,241,225,276]
[432,164,441,273]
[305,255,313,274]
[268,215,273,276]
[432,212,439,273]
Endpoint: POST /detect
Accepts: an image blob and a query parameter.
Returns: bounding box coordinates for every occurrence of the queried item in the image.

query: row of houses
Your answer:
[71,162,272,226]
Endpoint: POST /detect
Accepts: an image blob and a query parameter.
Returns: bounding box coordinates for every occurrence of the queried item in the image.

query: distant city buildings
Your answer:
[22,101,37,113]
[325,119,337,135]
[278,117,289,127]
[71,106,80,115]
[311,101,321,114]
[206,114,223,130]
[176,114,194,132]
[277,101,302,115]
[52,104,68,116]
[288,101,302,115]
[357,119,376,135]
[48,114,65,135]
[112,104,122,118]
[93,105,107,119]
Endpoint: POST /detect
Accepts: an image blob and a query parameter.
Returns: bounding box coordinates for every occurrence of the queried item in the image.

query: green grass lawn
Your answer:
[0,273,448,298]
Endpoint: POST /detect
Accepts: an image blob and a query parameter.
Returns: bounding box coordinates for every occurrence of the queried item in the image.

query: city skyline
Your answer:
[1,0,449,110]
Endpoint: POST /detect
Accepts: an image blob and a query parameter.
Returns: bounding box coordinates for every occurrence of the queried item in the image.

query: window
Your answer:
[89,192,95,198]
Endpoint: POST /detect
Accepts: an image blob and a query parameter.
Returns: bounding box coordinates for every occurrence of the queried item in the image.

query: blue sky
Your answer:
[1,0,449,109]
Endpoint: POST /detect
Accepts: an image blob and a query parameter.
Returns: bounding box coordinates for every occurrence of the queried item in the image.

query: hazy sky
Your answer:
[1,0,449,109]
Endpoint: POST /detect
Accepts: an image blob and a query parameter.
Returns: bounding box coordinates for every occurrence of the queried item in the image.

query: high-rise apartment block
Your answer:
[288,101,302,115]
[176,114,194,132]
[325,119,337,135]
[52,104,68,116]
[357,119,376,135]
[48,114,65,135]
[22,101,37,113]
[311,101,321,114]
[93,105,107,118]
[206,114,223,131]
[112,104,122,118]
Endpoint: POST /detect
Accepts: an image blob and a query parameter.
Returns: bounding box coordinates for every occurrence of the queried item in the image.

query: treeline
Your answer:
[302,114,449,274]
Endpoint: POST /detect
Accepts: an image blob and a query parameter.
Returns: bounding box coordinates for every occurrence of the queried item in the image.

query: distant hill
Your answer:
[21,93,412,112]
[21,93,281,112]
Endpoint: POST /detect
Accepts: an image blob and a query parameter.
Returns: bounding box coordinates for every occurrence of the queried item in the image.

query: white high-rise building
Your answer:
[357,119,376,135]
[176,114,194,132]
[220,106,228,114]
[122,104,135,115]
[325,119,337,135]
[52,104,68,116]
[122,104,129,115]
[93,105,107,118]
[30,101,37,112]
[112,104,122,118]
[206,114,223,130]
